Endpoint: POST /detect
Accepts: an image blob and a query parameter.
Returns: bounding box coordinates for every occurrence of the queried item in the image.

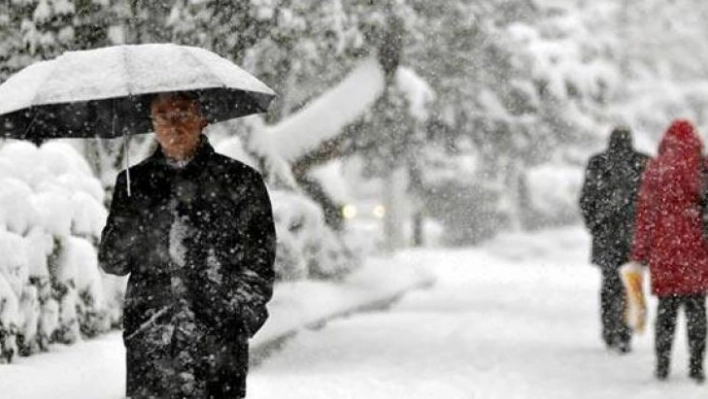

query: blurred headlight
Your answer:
[373,205,385,219]
[342,204,358,219]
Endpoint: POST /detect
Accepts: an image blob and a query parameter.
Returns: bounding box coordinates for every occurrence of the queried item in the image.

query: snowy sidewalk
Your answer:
[0,332,126,399]
[251,256,434,363]
[0,255,432,399]
[4,226,708,398]
[248,227,707,399]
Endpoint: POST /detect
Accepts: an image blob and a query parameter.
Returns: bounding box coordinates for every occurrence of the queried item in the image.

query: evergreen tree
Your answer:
[399,0,624,234]
[0,2,25,80]
[0,0,114,80]
[169,0,365,122]
[17,0,76,60]
[73,0,113,49]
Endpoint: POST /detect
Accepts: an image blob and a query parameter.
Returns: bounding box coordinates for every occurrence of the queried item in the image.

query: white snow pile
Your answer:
[0,140,124,364]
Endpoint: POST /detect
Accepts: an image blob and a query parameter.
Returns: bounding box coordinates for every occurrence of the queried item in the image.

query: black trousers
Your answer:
[600,267,632,347]
[655,294,707,373]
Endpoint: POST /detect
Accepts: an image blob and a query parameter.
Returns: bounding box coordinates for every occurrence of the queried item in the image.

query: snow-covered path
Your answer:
[249,227,706,399]
[2,226,707,398]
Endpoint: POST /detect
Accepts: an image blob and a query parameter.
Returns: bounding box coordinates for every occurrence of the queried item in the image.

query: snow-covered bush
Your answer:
[216,135,361,282]
[0,271,19,362]
[270,190,357,281]
[0,141,124,361]
[524,163,584,229]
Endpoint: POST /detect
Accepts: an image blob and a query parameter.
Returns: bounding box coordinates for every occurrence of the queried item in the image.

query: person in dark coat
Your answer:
[631,120,708,383]
[99,92,276,398]
[579,126,648,353]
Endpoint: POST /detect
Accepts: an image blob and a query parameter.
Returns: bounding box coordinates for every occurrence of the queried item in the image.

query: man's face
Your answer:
[151,95,207,160]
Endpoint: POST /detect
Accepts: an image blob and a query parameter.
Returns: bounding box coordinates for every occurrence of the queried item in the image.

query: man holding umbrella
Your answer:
[99,90,276,398]
[0,44,278,398]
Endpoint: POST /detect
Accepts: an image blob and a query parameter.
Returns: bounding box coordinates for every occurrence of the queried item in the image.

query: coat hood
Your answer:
[658,119,703,158]
[653,120,704,200]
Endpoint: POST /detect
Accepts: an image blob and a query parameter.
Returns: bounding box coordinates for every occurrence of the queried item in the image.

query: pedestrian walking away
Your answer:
[579,126,648,354]
[99,92,277,398]
[631,119,708,383]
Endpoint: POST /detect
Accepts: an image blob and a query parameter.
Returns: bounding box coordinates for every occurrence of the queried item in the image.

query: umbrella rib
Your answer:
[120,45,135,100]
[27,59,61,110]
[16,58,62,140]
[183,47,228,90]
[22,113,39,140]
[22,58,62,139]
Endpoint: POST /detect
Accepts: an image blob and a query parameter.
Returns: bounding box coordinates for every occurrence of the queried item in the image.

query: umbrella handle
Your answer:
[124,133,131,197]
[114,103,131,197]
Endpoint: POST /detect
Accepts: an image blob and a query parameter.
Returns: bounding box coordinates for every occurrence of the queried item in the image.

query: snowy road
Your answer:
[2,227,707,398]
[249,227,706,399]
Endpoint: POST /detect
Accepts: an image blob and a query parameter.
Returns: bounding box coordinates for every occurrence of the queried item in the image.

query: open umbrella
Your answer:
[0,43,275,141]
[0,43,275,195]
[0,44,275,141]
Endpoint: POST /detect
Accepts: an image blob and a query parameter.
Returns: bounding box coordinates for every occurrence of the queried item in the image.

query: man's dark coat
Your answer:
[579,131,648,268]
[99,137,276,398]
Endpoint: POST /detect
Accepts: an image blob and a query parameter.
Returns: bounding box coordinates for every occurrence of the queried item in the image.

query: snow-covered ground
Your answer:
[249,227,706,399]
[0,253,432,399]
[2,226,706,398]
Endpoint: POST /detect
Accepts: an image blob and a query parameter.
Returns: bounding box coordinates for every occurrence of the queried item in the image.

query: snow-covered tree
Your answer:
[2,0,113,65]
[395,0,626,238]
[605,0,708,139]
[167,0,367,124]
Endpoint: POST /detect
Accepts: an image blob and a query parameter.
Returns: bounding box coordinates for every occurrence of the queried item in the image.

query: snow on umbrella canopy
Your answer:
[0,43,276,141]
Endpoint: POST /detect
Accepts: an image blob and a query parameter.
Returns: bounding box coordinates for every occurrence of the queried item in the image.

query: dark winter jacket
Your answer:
[631,120,708,296]
[99,136,276,398]
[579,128,648,268]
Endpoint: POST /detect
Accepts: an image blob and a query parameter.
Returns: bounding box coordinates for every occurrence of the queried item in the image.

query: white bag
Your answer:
[620,262,647,334]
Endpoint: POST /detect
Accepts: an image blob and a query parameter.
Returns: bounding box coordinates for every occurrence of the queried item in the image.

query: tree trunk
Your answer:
[504,158,524,232]
[383,167,407,253]
[412,210,424,247]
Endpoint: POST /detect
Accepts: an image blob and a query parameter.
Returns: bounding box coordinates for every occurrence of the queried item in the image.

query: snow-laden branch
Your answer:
[395,66,435,123]
[268,57,386,162]
[264,57,435,164]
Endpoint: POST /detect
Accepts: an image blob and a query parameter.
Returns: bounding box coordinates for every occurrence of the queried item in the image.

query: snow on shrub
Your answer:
[70,191,107,240]
[23,227,56,354]
[59,236,110,338]
[0,178,35,235]
[0,231,29,300]
[0,273,19,363]
[525,163,584,228]
[0,141,122,361]
[216,136,360,282]
[270,190,358,281]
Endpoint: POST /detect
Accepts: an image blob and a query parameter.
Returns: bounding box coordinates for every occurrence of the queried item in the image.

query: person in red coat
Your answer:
[631,119,708,383]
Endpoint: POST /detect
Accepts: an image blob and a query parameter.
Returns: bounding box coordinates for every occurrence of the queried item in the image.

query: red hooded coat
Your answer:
[631,120,708,296]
